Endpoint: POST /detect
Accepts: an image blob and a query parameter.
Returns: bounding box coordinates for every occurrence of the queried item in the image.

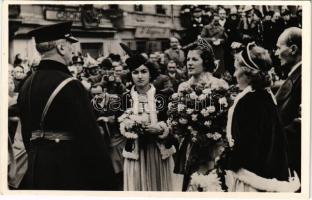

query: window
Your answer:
[80,43,103,60]
[134,5,143,12]
[155,5,166,15]
[136,41,147,54]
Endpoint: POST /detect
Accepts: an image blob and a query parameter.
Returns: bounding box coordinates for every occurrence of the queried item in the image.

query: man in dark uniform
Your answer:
[17,21,116,190]
[275,27,302,180]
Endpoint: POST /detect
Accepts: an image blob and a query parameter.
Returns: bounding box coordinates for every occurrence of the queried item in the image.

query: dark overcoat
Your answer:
[275,65,301,178]
[225,89,289,181]
[17,60,116,190]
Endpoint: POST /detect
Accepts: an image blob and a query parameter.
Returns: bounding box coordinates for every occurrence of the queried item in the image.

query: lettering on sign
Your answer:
[135,27,170,38]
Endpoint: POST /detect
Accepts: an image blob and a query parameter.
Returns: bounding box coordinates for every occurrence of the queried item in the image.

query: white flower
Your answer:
[202,88,212,94]
[123,118,135,129]
[123,132,138,139]
[218,97,227,105]
[129,115,138,122]
[188,170,223,192]
[189,92,198,100]
[191,130,198,136]
[206,133,213,138]
[213,132,222,140]
[201,109,210,117]
[204,121,212,127]
[171,93,179,100]
[198,94,207,101]
[178,92,184,98]
[177,104,187,112]
[179,118,188,125]
[172,120,178,126]
[207,106,216,113]
[179,82,191,93]
[186,108,194,115]
[191,114,198,121]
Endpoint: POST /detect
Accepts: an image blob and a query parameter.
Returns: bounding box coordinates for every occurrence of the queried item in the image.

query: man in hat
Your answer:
[71,55,84,80]
[17,21,115,190]
[275,27,302,180]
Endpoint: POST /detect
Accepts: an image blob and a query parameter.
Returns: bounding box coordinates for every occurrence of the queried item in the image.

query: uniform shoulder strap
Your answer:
[40,77,76,131]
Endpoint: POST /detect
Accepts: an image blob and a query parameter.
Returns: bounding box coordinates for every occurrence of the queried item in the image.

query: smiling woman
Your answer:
[175,37,229,191]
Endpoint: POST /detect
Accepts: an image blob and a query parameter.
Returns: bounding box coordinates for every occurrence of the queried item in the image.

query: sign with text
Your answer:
[135,27,170,39]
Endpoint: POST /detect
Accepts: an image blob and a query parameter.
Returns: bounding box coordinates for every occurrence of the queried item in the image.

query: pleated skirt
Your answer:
[123,142,174,191]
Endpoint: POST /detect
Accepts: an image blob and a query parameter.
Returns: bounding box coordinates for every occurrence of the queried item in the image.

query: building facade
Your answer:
[9,4,183,63]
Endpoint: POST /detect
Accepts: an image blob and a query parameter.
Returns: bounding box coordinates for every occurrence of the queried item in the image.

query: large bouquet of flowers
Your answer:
[118,109,150,139]
[168,79,240,176]
[168,82,237,147]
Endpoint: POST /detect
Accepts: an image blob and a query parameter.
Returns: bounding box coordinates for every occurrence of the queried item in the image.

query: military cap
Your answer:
[28,21,78,43]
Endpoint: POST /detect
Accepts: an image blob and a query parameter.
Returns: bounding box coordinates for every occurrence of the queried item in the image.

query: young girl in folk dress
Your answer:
[118,51,176,191]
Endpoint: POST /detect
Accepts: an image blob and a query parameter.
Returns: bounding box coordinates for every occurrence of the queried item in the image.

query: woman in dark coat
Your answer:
[224,42,300,192]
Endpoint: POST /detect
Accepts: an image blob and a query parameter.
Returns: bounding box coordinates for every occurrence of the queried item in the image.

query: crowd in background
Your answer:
[9,5,302,99]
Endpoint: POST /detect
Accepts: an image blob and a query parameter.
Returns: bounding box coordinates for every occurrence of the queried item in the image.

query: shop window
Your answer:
[134,5,143,12]
[80,43,103,60]
[155,5,166,15]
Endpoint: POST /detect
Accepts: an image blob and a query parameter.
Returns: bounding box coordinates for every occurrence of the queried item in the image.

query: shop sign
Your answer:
[135,27,170,39]
[44,9,81,22]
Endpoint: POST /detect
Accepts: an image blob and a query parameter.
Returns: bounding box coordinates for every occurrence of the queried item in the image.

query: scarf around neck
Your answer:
[130,84,158,125]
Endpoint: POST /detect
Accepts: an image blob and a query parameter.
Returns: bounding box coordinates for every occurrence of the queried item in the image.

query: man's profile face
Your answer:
[275,32,292,67]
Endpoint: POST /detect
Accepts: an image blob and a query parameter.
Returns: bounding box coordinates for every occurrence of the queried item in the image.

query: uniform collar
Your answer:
[37,59,72,75]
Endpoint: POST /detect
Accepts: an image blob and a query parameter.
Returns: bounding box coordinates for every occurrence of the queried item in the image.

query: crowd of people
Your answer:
[8,5,302,192]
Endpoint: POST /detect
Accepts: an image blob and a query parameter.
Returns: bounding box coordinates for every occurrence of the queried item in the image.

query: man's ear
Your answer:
[56,42,65,56]
[290,44,299,55]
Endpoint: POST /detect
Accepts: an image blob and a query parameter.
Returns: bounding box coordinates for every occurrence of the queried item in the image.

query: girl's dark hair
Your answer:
[186,41,216,73]
[127,54,159,82]
[143,61,159,82]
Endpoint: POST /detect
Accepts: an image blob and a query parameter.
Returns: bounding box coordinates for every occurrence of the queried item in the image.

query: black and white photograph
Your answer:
[2,1,310,198]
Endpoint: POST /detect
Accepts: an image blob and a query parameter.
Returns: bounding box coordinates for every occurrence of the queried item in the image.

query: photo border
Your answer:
[1,1,310,199]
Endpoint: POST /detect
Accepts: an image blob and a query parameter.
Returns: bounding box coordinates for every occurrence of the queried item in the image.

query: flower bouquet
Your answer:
[118,109,151,157]
[187,169,224,192]
[118,109,150,139]
[168,80,239,175]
